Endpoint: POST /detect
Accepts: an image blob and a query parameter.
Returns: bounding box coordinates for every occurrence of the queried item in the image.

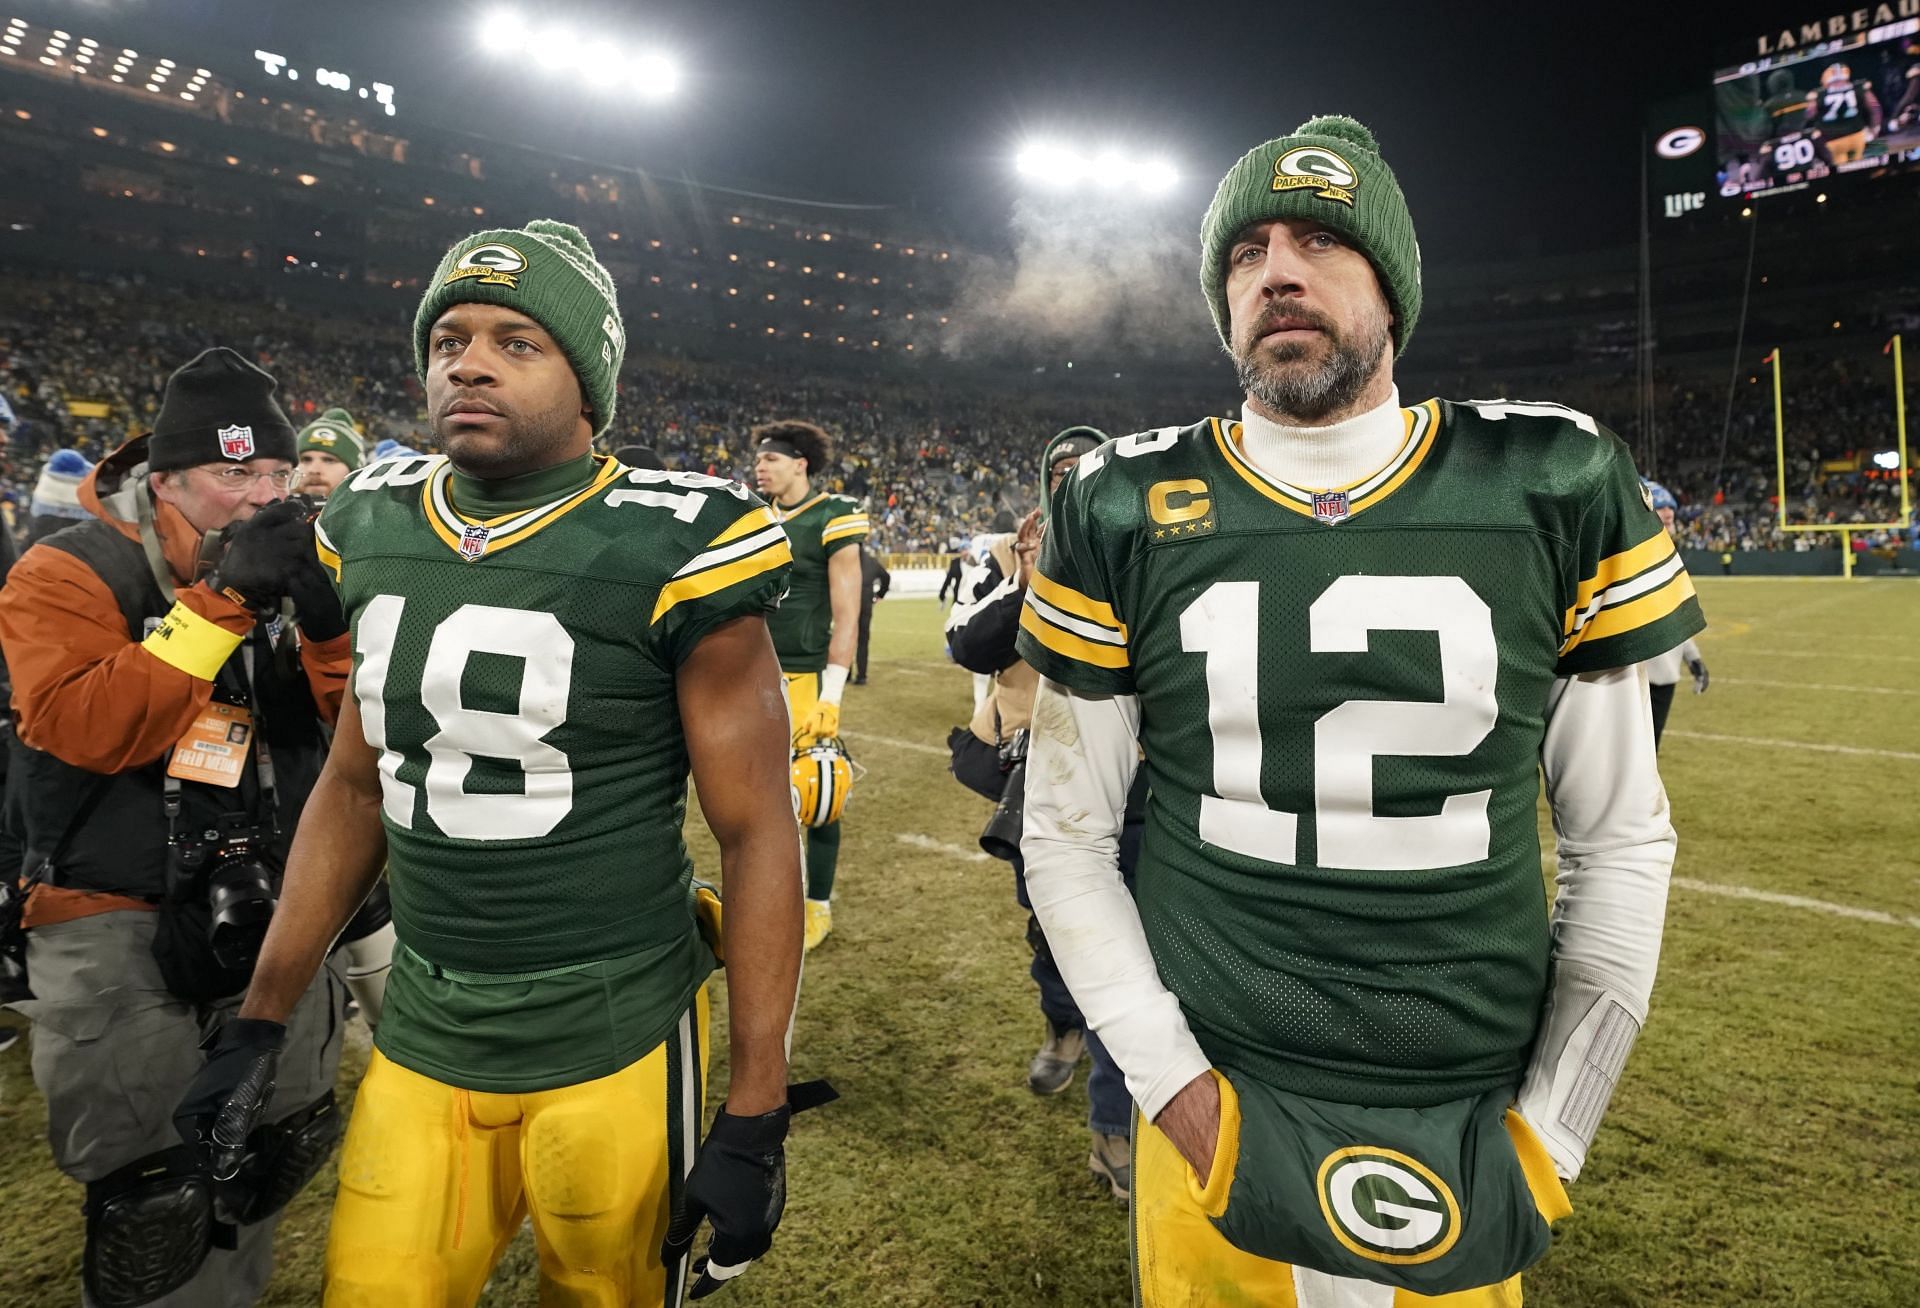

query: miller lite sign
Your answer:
[217,424,256,460]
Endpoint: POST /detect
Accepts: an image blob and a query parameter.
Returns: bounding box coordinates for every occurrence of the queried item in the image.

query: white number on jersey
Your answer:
[605,467,750,521]
[353,596,576,840]
[1822,87,1858,122]
[1467,400,1598,435]
[1180,576,1499,872]
[345,456,439,492]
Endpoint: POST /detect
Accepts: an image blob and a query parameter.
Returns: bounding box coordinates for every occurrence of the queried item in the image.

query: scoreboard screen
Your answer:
[1715,17,1920,199]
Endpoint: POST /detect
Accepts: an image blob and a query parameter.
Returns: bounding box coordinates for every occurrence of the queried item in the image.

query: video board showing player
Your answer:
[1715,19,1920,199]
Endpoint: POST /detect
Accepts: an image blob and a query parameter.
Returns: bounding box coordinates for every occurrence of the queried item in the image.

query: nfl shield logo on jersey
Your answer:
[1312,489,1351,524]
[459,524,491,561]
[217,425,256,460]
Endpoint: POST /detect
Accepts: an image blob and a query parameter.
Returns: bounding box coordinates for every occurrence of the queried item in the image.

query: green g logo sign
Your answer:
[1315,1147,1461,1265]
[1271,146,1358,206]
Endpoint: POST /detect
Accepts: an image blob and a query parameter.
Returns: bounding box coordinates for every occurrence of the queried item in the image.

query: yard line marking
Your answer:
[1716,677,1920,697]
[843,730,950,757]
[1672,877,1920,930]
[1734,648,1920,665]
[1663,730,1920,761]
[896,833,991,862]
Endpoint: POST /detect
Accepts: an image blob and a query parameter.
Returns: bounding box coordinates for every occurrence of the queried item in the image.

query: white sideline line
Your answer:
[843,730,949,757]
[1673,877,1920,930]
[1716,677,1919,697]
[896,833,991,862]
[1736,648,1920,665]
[1662,729,1920,761]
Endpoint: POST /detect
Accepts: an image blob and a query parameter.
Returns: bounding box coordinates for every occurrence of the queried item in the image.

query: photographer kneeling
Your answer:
[0,348,353,1308]
[946,428,1146,1200]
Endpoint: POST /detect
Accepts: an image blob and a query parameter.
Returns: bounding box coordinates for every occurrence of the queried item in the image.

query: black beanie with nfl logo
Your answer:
[147,347,298,472]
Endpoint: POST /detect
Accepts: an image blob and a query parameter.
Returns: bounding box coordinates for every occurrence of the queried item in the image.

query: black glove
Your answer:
[662,1081,837,1299]
[174,1018,286,1181]
[1688,657,1710,694]
[284,519,348,641]
[203,497,318,610]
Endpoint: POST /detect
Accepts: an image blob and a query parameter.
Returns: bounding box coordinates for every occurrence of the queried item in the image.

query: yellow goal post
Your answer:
[1771,334,1912,579]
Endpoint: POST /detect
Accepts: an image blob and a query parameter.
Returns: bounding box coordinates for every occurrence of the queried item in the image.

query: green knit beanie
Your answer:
[1199,115,1421,357]
[297,407,364,470]
[413,220,625,436]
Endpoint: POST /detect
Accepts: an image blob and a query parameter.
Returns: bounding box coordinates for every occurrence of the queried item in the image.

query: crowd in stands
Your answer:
[3,272,1914,557]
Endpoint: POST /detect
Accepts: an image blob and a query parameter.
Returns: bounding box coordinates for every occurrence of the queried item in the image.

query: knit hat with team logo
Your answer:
[147,347,298,471]
[297,407,365,470]
[1199,114,1421,357]
[413,220,626,436]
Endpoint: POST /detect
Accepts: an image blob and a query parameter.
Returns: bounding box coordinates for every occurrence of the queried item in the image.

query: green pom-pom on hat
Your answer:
[1198,113,1422,358]
[413,220,625,437]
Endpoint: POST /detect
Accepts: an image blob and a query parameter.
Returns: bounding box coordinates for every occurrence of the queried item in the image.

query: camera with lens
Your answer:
[978,727,1030,862]
[170,813,279,971]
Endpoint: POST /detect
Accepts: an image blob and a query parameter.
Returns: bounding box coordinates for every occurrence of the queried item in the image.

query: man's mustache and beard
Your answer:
[434,394,579,479]
[1234,299,1392,425]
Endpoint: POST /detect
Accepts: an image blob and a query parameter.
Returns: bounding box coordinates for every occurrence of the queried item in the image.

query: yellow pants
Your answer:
[1826,128,1868,164]
[1132,1101,1564,1308]
[324,989,710,1307]
[782,670,817,740]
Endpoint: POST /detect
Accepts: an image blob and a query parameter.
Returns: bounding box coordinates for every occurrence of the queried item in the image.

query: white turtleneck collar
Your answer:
[1236,387,1406,491]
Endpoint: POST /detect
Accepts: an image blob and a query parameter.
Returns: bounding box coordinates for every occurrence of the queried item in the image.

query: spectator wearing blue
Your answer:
[26,449,95,548]
[1640,479,1709,747]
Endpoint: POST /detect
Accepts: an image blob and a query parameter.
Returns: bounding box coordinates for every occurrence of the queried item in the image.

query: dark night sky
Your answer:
[32,0,1814,261]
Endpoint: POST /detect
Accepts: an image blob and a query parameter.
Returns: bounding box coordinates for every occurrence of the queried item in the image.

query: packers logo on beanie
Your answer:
[414,220,625,436]
[1200,115,1422,357]
[298,407,365,470]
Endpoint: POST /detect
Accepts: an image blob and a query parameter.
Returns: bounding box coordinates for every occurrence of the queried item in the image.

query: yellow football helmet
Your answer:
[791,736,855,828]
[1821,62,1853,88]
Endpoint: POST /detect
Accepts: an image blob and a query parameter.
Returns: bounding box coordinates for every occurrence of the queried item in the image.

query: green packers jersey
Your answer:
[316,453,791,1091]
[1017,399,1704,1108]
[766,491,867,673]
[1765,90,1812,134]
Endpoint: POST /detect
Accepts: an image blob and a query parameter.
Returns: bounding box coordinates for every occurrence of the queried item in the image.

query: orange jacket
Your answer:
[0,435,350,926]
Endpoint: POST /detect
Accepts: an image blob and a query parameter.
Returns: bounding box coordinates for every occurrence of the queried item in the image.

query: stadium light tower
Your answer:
[479,9,680,100]
[1014,140,1179,196]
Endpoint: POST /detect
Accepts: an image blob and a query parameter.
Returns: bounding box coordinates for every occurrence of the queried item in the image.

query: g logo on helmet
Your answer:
[792,737,855,828]
[1315,1147,1461,1265]
[445,242,529,289]
[1271,146,1359,206]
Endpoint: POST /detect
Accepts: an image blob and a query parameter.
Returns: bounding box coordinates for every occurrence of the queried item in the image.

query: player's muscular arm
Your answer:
[1022,677,1217,1174]
[823,544,862,674]
[680,614,803,1117]
[239,692,389,1023]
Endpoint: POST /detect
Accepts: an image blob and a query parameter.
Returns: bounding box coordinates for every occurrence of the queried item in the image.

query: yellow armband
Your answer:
[141,600,245,681]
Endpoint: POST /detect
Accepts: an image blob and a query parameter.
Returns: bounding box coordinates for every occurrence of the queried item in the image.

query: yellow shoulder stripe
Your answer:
[1019,605,1130,670]
[1565,531,1676,636]
[1028,568,1124,633]
[710,504,779,547]
[314,533,342,583]
[651,539,792,625]
[1559,571,1695,655]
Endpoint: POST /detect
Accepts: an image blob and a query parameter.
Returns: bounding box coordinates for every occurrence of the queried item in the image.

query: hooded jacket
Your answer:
[0,434,350,927]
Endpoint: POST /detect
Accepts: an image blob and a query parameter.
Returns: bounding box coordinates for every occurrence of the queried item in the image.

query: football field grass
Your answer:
[1,578,1916,1306]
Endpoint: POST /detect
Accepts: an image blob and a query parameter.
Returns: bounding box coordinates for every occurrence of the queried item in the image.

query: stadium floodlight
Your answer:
[531,25,577,70]
[632,50,679,99]
[1016,140,1179,195]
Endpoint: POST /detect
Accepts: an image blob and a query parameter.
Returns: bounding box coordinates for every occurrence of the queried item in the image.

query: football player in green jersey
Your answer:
[752,420,869,951]
[177,221,813,1306]
[1017,116,1704,1307]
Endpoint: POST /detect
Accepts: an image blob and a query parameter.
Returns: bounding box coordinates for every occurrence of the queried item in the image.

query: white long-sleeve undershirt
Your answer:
[1020,664,1676,1134]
